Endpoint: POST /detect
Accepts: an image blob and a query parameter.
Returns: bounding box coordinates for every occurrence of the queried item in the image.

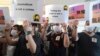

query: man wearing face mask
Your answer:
[77,26,100,56]
[48,23,69,56]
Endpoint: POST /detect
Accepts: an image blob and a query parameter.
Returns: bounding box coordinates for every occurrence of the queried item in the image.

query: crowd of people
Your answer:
[0,18,100,56]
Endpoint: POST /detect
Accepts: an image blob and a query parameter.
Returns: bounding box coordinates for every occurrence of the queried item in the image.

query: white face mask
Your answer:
[85,26,94,32]
[53,25,62,33]
[11,30,18,36]
[85,26,96,36]
[35,27,39,31]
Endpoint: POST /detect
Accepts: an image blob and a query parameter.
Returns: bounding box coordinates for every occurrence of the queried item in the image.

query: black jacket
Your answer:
[13,34,32,56]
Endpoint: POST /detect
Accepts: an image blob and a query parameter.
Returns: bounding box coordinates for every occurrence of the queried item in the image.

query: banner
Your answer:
[92,3,100,23]
[45,5,68,23]
[12,0,41,22]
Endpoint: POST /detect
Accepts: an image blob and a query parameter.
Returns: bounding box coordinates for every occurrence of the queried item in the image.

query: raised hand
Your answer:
[5,23,12,31]
[23,20,32,31]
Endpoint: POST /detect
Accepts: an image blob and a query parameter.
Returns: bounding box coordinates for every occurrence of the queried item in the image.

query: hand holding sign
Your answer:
[5,23,12,31]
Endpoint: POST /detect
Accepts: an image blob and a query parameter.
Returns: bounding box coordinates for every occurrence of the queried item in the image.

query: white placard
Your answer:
[45,5,68,23]
[12,0,40,22]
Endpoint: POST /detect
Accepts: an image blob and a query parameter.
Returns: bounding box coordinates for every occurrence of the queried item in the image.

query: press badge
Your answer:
[92,38,97,43]
[55,36,60,41]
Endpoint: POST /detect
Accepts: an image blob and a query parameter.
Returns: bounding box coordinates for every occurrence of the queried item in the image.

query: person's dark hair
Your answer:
[13,25,25,36]
[34,14,40,18]
[85,20,90,26]
[34,14,40,21]
[64,5,68,10]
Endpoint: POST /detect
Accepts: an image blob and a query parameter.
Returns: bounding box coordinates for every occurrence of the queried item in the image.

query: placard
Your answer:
[12,0,40,22]
[45,5,68,23]
[92,3,100,23]
[69,5,85,20]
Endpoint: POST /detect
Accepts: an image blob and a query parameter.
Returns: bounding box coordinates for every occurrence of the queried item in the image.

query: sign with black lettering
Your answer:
[45,5,68,23]
[12,0,40,22]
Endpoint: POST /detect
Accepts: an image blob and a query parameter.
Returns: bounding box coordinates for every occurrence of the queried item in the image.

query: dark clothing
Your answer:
[68,41,77,56]
[96,32,100,36]
[0,43,3,56]
[13,34,32,56]
[43,24,52,56]
[33,31,45,56]
[0,40,7,56]
[14,31,45,56]
[78,32,100,56]
[67,26,73,37]
[46,24,52,41]
[67,26,77,56]
[48,32,66,56]
[49,45,66,56]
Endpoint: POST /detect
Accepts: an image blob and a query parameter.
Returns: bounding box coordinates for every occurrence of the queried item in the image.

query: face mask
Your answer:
[85,26,94,32]
[53,25,62,33]
[35,27,39,31]
[11,30,18,36]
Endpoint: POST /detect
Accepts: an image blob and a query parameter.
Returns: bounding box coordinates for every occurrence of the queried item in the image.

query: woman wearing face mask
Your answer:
[6,25,20,56]
[77,26,100,56]
[48,23,69,56]
[5,24,36,56]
